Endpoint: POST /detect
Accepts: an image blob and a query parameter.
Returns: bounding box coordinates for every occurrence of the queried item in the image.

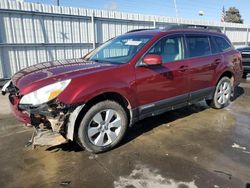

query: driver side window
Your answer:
[148,36,184,63]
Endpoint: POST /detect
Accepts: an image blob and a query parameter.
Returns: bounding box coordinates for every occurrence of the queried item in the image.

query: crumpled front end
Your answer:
[2,81,78,147]
[9,94,31,124]
[19,100,71,146]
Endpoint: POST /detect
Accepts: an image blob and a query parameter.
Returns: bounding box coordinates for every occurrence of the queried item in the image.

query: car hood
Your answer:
[12,58,117,94]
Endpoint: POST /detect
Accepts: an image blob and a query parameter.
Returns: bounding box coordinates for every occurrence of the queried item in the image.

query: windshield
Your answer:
[85,35,152,64]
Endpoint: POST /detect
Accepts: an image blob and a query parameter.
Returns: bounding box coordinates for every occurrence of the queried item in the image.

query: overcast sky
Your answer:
[25,0,250,24]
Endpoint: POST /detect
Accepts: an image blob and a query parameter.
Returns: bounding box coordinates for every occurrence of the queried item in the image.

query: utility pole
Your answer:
[173,0,179,24]
[56,0,60,6]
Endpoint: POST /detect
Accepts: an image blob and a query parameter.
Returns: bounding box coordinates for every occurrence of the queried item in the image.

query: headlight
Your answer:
[20,79,71,105]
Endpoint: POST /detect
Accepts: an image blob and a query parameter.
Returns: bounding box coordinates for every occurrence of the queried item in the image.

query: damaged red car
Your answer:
[2,25,243,153]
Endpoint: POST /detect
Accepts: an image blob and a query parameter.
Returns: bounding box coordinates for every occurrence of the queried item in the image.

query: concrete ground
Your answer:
[1,79,250,188]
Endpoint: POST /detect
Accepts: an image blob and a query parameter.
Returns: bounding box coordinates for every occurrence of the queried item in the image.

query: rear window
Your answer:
[186,35,211,58]
[213,36,232,52]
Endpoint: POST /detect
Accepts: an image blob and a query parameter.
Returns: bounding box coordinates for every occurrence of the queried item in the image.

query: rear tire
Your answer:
[206,77,232,109]
[77,100,128,153]
[242,73,247,79]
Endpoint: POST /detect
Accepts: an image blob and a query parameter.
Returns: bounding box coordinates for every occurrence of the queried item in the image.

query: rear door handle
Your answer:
[213,59,221,66]
[178,65,188,72]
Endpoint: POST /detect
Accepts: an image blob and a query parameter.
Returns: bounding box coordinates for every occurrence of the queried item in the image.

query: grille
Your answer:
[241,51,250,66]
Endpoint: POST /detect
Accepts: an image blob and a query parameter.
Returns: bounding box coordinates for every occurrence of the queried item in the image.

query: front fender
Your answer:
[64,86,136,141]
[59,78,137,108]
[64,82,137,141]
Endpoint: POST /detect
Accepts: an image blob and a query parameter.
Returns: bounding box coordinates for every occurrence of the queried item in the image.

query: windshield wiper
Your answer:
[90,59,122,64]
[89,59,99,62]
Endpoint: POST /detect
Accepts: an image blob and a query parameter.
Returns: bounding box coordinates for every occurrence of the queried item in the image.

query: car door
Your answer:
[135,34,190,117]
[185,34,217,101]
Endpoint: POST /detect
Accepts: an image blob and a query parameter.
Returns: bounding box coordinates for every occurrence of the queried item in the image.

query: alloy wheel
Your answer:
[216,81,231,105]
[87,109,122,147]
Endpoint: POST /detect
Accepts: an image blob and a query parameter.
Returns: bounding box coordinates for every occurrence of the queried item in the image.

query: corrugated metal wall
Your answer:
[0,0,249,78]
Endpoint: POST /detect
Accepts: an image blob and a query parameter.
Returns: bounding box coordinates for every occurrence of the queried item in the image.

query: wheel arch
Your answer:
[66,92,132,141]
[215,70,234,87]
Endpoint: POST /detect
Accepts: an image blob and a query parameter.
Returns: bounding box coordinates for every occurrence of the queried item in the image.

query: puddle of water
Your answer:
[114,164,198,188]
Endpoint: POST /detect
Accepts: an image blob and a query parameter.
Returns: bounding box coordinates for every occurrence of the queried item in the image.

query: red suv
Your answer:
[2,25,243,153]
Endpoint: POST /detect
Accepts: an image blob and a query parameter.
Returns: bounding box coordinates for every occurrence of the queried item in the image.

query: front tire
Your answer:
[77,100,128,153]
[206,77,232,109]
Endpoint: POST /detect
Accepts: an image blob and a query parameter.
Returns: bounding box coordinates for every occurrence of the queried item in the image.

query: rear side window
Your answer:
[213,36,232,52]
[186,35,211,58]
[209,36,221,54]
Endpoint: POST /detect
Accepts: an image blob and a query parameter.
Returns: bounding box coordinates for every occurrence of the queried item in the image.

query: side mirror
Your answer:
[143,54,162,66]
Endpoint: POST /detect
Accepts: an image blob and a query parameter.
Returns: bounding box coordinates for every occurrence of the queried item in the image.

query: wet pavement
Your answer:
[1,79,250,188]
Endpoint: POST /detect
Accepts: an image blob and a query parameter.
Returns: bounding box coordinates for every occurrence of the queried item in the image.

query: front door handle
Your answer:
[178,65,188,72]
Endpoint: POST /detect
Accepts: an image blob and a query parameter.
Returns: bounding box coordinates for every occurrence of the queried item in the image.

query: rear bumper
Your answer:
[9,95,31,124]
[233,68,243,86]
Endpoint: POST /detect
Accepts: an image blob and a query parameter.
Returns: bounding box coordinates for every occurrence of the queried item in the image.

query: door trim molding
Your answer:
[131,86,215,123]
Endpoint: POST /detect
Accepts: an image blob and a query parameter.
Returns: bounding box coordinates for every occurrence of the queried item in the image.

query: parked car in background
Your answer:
[2,25,243,153]
[237,46,250,78]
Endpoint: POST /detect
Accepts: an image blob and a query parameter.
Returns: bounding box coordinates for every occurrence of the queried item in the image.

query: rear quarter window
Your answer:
[186,35,211,58]
[213,36,232,52]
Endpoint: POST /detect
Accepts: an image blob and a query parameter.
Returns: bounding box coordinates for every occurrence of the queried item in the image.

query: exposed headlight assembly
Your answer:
[1,80,11,95]
[20,79,71,106]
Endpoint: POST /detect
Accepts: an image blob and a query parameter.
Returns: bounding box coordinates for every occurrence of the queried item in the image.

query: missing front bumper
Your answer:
[5,83,78,148]
[20,100,76,148]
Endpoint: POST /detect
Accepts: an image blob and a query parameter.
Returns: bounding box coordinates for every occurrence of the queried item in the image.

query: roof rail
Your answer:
[126,28,156,33]
[164,24,222,33]
[126,25,221,34]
